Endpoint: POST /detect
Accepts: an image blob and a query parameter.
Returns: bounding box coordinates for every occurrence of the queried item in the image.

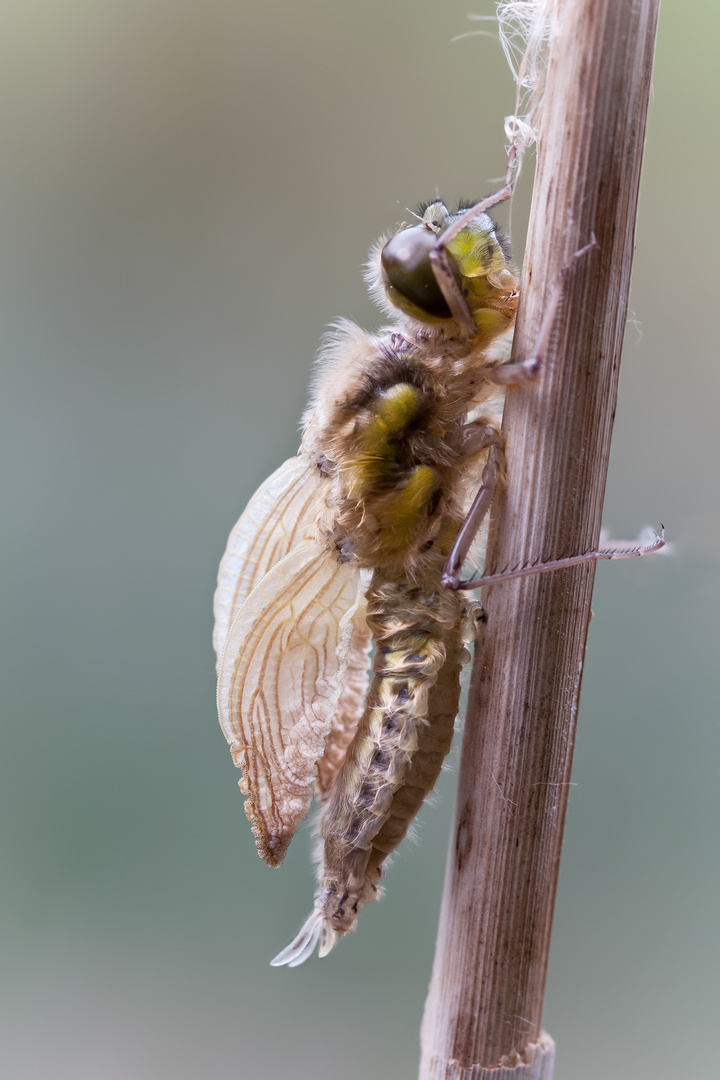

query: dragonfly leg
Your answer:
[450,529,666,591]
[444,413,664,590]
[429,150,517,337]
[441,434,504,590]
[489,233,600,387]
[442,231,663,593]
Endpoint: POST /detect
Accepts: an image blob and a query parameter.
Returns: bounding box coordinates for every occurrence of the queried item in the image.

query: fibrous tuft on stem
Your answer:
[495,1,556,161]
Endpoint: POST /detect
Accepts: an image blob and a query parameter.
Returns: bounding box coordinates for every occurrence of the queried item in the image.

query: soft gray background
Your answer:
[1,2,717,1078]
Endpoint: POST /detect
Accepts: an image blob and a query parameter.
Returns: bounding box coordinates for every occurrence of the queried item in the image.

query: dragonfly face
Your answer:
[379,202,518,333]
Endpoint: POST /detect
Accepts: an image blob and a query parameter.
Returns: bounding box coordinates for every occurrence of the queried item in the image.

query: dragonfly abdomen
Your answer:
[317,567,466,935]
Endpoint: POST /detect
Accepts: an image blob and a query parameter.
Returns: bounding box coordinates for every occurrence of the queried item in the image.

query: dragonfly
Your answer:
[213,180,663,967]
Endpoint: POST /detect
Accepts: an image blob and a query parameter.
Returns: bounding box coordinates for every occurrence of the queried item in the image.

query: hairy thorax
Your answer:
[302,321,503,580]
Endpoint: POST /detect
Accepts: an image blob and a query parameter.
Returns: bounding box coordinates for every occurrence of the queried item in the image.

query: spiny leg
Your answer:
[443,430,665,589]
[442,233,665,591]
[453,529,666,590]
[489,233,600,386]
[442,424,504,590]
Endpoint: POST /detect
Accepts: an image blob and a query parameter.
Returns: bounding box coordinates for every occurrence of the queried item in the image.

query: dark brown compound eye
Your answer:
[381,225,452,319]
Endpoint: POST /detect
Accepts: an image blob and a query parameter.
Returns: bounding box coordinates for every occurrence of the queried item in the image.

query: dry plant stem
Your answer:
[419,1,660,1077]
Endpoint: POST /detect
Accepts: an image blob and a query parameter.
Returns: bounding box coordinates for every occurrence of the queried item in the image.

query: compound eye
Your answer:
[381,225,452,319]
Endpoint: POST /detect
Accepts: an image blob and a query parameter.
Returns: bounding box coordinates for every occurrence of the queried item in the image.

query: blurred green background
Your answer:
[1,2,718,1077]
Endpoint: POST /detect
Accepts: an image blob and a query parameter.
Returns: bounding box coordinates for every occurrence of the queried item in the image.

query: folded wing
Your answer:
[217,539,361,866]
[213,454,324,668]
[314,588,372,803]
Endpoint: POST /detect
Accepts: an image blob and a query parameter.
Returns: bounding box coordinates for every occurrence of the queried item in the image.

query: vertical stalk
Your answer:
[419,1,660,1076]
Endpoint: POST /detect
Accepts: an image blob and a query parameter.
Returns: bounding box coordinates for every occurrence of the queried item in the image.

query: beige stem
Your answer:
[419,0,660,1075]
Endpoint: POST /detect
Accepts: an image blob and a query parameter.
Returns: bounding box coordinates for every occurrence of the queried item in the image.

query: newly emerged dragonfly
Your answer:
[213,187,662,966]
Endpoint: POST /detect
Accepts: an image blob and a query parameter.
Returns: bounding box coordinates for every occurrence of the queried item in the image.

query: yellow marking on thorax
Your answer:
[375,382,420,431]
[348,382,422,493]
[361,464,441,558]
[391,464,438,524]
[344,382,446,556]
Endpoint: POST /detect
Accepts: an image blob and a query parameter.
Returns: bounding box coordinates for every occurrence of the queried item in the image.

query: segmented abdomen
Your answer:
[317,566,467,935]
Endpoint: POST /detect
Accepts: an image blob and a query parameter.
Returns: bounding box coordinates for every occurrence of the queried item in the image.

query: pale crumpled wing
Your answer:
[213,454,324,668]
[315,586,372,803]
[217,539,361,867]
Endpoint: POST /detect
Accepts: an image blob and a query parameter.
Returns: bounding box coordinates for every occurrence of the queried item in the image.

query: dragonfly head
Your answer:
[372,201,519,337]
